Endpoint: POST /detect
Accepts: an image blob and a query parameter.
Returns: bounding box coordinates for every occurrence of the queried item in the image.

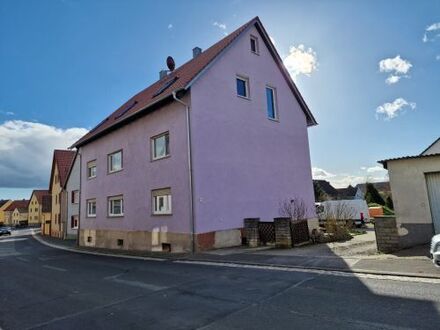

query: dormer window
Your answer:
[250,35,259,54]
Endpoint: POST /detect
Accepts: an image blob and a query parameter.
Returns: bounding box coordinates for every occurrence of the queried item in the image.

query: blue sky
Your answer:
[1,0,439,199]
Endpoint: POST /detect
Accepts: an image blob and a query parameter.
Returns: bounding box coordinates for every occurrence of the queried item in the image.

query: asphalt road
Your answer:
[1,235,440,330]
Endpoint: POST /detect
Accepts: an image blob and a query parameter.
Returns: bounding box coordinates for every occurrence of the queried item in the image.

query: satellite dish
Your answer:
[166,56,175,71]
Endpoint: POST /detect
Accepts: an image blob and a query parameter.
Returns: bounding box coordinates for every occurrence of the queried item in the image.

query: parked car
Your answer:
[316,199,370,227]
[430,234,440,267]
[0,227,12,236]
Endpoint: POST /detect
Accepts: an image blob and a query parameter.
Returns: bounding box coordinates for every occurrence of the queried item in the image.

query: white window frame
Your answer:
[250,35,259,54]
[151,132,170,161]
[266,86,278,120]
[87,199,96,218]
[108,150,123,173]
[236,75,250,99]
[152,189,172,215]
[87,160,97,179]
[108,195,124,217]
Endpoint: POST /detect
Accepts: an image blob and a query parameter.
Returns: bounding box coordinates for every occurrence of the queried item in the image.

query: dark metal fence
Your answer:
[258,222,275,245]
[290,219,310,246]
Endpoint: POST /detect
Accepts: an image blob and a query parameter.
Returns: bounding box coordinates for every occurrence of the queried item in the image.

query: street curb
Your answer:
[32,233,440,280]
[180,257,440,280]
[32,233,166,262]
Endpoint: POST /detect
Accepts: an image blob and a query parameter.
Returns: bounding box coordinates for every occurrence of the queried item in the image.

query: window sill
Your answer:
[107,169,123,175]
[152,213,172,216]
[86,215,96,218]
[87,176,96,180]
[267,117,280,123]
[151,154,171,162]
[108,215,124,218]
[251,51,260,56]
[237,95,250,101]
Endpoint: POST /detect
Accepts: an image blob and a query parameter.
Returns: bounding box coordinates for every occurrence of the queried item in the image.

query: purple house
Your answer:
[72,17,317,252]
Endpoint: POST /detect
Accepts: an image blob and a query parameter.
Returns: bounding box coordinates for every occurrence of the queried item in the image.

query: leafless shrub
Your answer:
[317,201,355,242]
[278,198,308,222]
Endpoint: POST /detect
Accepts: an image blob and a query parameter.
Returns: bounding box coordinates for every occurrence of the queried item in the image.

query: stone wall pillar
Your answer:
[274,217,292,248]
[374,216,399,253]
[244,218,260,247]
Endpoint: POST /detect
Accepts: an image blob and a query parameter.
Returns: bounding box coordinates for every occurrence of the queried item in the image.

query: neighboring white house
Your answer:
[63,152,80,240]
[379,137,440,248]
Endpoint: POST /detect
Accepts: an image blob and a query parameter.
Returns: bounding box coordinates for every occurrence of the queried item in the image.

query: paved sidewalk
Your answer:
[33,233,440,279]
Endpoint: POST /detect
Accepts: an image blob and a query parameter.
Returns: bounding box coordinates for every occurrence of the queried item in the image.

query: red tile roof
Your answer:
[72,16,316,148]
[49,150,76,191]
[31,189,50,205]
[5,200,29,212]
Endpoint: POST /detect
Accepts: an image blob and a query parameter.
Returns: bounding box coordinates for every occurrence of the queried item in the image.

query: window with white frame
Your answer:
[152,188,172,215]
[250,35,259,54]
[72,190,79,204]
[87,199,96,217]
[236,76,249,98]
[266,86,277,120]
[108,195,124,217]
[87,160,97,179]
[151,132,170,160]
[108,150,123,173]
[71,215,79,229]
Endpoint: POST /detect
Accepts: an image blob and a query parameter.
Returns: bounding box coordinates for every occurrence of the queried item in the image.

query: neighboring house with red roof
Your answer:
[28,190,51,227]
[0,199,13,225]
[379,137,440,248]
[48,150,76,238]
[5,200,30,226]
[72,17,317,252]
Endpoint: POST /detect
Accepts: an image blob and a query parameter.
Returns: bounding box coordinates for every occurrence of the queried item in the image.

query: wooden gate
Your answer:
[258,222,275,245]
[290,220,310,246]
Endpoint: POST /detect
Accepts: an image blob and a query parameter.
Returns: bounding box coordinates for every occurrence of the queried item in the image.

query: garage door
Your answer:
[426,172,440,234]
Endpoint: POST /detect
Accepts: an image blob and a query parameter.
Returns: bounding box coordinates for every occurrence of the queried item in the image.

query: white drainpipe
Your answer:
[172,91,196,253]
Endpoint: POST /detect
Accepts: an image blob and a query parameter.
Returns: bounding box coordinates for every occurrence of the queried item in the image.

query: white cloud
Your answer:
[283,44,318,78]
[361,165,386,174]
[0,110,15,116]
[213,21,226,30]
[423,22,440,42]
[436,55,440,61]
[312,167,335,180]
[379,55,412,84]
[0,120,88,188]
[167,24,173,30]
[376,98,416,120]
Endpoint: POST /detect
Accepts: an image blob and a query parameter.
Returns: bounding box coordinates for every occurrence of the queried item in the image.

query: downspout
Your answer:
[77,150,81,247]
[172,90,196,253]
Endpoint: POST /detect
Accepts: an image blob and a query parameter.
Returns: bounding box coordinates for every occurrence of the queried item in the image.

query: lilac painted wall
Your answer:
[79,97,191,234]
[190,25,316,233]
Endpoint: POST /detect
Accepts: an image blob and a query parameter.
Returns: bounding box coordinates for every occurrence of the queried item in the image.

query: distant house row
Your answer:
[0,150,78,241]
[0,191,51,228]
[313,180,391,202]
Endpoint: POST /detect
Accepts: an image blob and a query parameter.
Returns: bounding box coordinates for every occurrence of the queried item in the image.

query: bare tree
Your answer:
[279,198,308,222]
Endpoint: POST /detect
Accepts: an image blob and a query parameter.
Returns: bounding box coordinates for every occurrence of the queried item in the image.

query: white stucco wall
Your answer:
[66,155,80,239]
[387,155,440,247]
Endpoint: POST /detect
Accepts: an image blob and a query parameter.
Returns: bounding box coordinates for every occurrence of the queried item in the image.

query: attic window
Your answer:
[250,35,259,54]
[115,100,138,119]
[153,76,179,97]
